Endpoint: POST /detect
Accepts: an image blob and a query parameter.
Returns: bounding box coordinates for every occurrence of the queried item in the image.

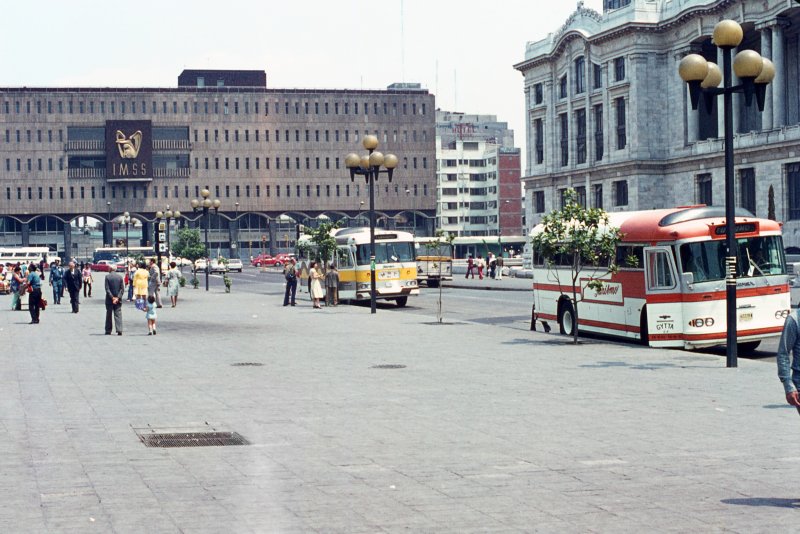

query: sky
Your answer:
[1,0,604,170]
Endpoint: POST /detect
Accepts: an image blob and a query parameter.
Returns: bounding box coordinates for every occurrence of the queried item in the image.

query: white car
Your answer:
[209,259,228,273]
[194,258,208,271]
[227,258,243,272]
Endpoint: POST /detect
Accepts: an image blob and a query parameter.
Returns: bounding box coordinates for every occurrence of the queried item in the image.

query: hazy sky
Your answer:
[1,0,604,170]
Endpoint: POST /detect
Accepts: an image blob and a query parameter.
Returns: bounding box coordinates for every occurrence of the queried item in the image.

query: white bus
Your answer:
[531,206,790,352]
[414,237,453,288]
[0,247,56,266]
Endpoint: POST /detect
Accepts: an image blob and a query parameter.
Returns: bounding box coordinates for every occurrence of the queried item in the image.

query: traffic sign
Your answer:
[158,243,167,252]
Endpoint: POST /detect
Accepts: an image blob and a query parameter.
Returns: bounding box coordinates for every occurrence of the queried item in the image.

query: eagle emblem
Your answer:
[115,130,143,158]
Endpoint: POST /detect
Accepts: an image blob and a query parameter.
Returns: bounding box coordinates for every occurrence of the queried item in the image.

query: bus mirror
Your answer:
[682,272,694,286]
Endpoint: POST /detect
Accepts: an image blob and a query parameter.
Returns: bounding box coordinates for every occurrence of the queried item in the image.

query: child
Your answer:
[145,294,158,335]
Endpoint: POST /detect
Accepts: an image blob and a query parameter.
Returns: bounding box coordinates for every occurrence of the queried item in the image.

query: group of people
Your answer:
[2,259,91,323]
[465,252,502,280]
[282,257,339,309]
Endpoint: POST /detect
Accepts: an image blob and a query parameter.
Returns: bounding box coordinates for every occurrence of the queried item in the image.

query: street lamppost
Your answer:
[155,206,181,267]
[118,211,131,259]
[190,188,221,291]
[678,19,775,368]
[106,201,111,247]
[405,188,417,234]
[344,135,399,314]
[234,202,239,259]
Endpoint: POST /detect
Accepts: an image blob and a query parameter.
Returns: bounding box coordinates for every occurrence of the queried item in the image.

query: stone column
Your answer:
[524,86,532,175]
[772,21,786,127]
[21,220,30,246]
[268,218,277,255]
[103,221,113,247]
[759,25,773,129]
[140,220,151,247]
[63,223,72,260]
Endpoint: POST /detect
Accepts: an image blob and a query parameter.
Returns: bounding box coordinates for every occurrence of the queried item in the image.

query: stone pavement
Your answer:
[1,273,799,533]
[445,274,531,292]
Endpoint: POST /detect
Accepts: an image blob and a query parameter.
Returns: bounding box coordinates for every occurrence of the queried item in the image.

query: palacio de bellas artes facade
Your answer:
[0,70,436,258]
[515,0,800,249]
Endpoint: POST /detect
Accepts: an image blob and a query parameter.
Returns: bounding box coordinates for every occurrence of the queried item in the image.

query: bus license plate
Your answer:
[740,312,753,322]
[378,270,399,280]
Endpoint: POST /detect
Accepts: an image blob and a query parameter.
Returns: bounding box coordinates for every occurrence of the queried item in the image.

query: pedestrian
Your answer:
[63,260,82,313]
[82,263,93,297]
[104,269,124,335]
[126,261,136,301]
[325,262,339,306]
[283,257,298,306]
[165,261,181,307]
[27,264,43,324]
[466,255,475,279]
[496,254,504,281]
[145,295,158,335]
[148,258,163,308]
[476,255,485,280]
[133,261,149,305]
[9,264,24,311]
[48,258,64,305]
[309,261,324,309]
[488,252,497,279]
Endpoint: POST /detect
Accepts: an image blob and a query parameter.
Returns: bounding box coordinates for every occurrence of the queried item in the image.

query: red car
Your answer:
[90,260,117,272]
[251,253,293,267]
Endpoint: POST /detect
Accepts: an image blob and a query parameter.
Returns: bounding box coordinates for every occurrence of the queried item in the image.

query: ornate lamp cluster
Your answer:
[189,188,221,291]
[344,135,399,183]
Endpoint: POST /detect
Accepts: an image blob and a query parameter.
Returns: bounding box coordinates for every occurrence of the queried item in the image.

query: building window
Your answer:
[594,105,604,162]
[559,75,568,99]
[575,186,587,207]
[593,184,603,209]
[534,119,544,164]
[533,191,545,213]
[615,98,626,150]
[559,113,568,167]
[613,180,628,206]
[614,57,625,82]
[696,173,713,205]
[534,83,543,105]
[788,163,800,220]
[739,168,756,215]
[593,63,602,89]
[575,109,587,164]
[574,57,585,94]
[605,0,631,9]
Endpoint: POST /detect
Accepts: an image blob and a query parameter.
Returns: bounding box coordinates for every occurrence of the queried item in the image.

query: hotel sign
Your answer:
[106,120,152,180]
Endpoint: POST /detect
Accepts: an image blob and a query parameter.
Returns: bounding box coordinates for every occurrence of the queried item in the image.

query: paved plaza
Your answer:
[2,273,799,533]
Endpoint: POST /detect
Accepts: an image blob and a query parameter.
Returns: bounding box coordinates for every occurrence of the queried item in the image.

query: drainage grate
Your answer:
[371,364,406,369]
[138,431,250,448]
[231,362,264,367]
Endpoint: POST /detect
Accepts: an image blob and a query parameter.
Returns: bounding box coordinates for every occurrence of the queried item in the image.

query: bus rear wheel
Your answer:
[395,297,408,307]
[559,301,576,336]
[427,280,439,288]
[737,341,761,354]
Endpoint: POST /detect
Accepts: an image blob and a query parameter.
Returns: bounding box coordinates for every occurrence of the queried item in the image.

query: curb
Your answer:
[443,282,530,292]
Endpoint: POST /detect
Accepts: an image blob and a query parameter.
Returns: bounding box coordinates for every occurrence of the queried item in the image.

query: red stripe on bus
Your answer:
[650,326,783,342]
[647,284,788,303]
[534,312,639,334]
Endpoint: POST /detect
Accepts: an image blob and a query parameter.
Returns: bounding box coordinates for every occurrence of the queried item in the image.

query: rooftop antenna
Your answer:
[400,0,406,82]
[454,70,458,111]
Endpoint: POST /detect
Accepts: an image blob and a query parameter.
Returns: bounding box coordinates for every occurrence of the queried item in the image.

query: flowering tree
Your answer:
[531,188,624,344]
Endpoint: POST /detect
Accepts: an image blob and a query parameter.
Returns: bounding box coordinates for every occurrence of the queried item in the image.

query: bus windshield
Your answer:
[356,242,415,265]
[679,235,786,282]
[417,243,453,257]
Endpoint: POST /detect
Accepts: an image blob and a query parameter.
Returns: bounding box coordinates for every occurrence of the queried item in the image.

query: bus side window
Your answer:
[616,245,643,269]
[647,250,676,290]
[337,246,353,268]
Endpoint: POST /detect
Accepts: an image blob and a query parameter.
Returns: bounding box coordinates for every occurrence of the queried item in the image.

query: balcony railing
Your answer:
[66,140,104,152]
[153,167,190,178]
[153,139,191,150]
[67,167,106,178]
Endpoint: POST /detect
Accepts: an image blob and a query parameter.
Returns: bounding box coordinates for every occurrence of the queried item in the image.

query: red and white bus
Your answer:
[531,206,791,352]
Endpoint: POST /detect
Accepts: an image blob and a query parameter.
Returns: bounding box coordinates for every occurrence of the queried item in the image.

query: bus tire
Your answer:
[428,280,439,288]
[737,340,761,354]
[640,309,649,346]
[559,301,576,336]
[395,297,408,307]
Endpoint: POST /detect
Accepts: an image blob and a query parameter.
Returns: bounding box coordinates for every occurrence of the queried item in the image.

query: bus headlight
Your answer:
[776,309,791,319]
[358,283,370,290]
[406,280,417,287]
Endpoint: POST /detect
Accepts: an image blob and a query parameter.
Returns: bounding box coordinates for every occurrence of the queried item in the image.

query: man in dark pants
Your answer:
[49,259,64,305]
[63,260,82,313]
[27,264,43,324]
[283,258,297,306]
[105,270,125,335]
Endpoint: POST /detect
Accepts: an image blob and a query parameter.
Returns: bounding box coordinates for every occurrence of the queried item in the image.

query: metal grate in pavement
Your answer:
[138,431,250,448]
[371,364,406,369]
[231,362,264,367]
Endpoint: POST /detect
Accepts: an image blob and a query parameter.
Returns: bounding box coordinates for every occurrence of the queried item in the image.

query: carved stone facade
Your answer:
[515,0,800,248]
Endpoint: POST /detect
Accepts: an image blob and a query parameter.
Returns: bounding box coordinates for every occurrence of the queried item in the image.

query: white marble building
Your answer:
[515,0,800,248]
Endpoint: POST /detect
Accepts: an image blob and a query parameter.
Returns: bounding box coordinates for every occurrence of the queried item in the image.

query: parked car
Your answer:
[227,258,243,272]
[194,258,208,271]
[90,260,117,272]
[252,253,294,267]
[209,259,228,273]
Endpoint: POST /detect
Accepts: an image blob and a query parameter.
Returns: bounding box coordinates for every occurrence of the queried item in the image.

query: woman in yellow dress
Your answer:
[133,261,150,303]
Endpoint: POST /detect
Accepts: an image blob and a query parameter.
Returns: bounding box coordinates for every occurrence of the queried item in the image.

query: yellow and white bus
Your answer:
[414,237,453,288]
[299,227,419,307]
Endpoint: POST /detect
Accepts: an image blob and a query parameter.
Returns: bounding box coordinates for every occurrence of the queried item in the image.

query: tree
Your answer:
[308,221,340,268]
[531,188,624,344]
[171,227,206,267]
[424,230,456,324]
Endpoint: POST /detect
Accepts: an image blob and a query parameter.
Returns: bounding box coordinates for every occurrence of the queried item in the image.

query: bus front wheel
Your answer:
[427,280,439,288]
[559,301,576,336]
[395,297,408,307]
[737,340,761,354]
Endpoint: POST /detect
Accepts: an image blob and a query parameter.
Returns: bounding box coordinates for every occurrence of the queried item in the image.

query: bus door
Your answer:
[336,245,357,301]
[643,246,682,346]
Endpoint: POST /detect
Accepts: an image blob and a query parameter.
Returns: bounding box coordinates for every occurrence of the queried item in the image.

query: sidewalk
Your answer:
[445,273,532,291]
[1,274,797,532]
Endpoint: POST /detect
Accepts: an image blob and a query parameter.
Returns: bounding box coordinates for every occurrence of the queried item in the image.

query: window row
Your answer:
[531,180,628,213]
[439,172,498,182]
[191,155,428,171]
[440,186,498,196]
[531,55,626,105]
[439,157,497,168]
[192,127,429,144]
[4,182,430,202]
[1,98,428,117]
[4,128,64,144]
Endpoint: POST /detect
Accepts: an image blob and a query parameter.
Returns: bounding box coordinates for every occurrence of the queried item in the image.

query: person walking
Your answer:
[283,257,298,306]
[126,262,136,301]
[476,255,485,280]
[165,261,181,308]
[27,264,43,324]
[145,295,158,335]
[325,263,339,307]
[496,254,504,281]
[465,255,475,279]
[488,252,497,279]
[63,261,83,313]
[82,263,93,298]
[48,258,64,305]
[9,264,24,311]
[148,258,163,308]
[133,261,149,305]
[104,269,125,335]
[309,261,324,309]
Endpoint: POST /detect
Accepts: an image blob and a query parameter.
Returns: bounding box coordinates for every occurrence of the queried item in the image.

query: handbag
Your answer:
[135,297,146,311]
[26,283,32,294]
[40,297,47,310]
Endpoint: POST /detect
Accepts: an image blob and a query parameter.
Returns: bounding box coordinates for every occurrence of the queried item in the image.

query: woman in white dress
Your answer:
[309,261,324,309]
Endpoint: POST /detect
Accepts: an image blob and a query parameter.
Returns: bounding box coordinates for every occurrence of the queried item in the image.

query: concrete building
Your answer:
[0,70,436,257]
[515,0,800,247]
[436,111,523,236]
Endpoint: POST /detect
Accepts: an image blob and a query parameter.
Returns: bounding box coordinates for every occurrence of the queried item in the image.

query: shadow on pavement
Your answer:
[721,497,800,508]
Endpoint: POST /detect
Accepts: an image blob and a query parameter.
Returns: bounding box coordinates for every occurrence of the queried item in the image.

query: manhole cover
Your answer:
[231,362,264,367]
[371,364,406,369]
[138,431,250,448]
